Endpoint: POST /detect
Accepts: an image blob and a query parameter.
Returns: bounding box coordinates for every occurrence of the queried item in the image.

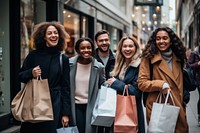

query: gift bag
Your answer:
[114,85,138,133]
[56,126,79,133]
[147,91,180,133]
[91,85,117,127]
[11,77,54,123]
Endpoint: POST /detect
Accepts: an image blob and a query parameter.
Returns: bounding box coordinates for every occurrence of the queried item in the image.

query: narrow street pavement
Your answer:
[187,89,200,133]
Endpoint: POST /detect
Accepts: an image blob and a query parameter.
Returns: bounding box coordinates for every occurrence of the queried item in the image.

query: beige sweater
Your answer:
[75,62,91,104]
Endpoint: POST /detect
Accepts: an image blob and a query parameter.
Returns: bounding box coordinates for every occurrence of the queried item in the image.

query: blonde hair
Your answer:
[111,35,140,77]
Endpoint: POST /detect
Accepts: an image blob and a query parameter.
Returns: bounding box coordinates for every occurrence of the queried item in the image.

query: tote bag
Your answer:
[114,85,138,133]
[91,85,117,127]
[11,77,54,123]
[56,126,79,133]
[147,91,180,133]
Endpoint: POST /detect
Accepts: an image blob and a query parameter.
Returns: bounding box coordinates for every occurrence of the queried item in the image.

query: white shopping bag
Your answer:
[91,85,117,127]
[148,91,180,133]
[56,126,79,133]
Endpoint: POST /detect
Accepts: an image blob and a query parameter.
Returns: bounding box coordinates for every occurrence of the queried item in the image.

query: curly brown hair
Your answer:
[142,27,186,67]
[31,21,69,51]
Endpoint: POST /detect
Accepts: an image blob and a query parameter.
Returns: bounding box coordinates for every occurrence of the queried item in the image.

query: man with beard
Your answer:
[94,30,115,133]
[95,30,115,80]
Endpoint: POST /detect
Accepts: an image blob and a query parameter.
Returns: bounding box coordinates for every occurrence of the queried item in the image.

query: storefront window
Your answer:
[97,21,120,52]
[107,27,119,52]
[0,0,10,116]
[20,0,35,66]
[81,16,88,38]
[63,10,80,58]
[20,0,46,65]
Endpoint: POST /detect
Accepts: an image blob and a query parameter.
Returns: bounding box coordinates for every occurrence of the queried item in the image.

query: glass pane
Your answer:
[0,0,10,116]
[20,0,35,66]
[63,10,80,58]
[81,16,88,38]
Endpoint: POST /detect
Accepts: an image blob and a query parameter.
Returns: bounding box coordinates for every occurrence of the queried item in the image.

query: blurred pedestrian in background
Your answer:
[137,27,189,133]
[19,21,71,133]
[188,35,200,126]
[69,37,106,133]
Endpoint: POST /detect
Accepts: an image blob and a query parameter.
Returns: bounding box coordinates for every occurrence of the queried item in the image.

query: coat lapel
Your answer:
[69,56,78,93]
[88,59,98,102]
[152,53,181,88]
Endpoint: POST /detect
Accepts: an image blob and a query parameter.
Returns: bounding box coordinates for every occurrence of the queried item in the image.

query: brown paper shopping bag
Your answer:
[11,77,54,123]
[114,85,138,133]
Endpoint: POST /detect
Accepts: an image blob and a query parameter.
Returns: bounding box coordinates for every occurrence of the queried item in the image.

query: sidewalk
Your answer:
[187,89,200,133]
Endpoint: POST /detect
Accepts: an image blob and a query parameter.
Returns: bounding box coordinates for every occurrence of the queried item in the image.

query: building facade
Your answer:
[0,0,133,131]
[176,0,200,50]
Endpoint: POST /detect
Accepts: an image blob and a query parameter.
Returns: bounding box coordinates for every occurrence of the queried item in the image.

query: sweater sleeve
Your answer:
[19,53,34,83]
[61,55,71,116]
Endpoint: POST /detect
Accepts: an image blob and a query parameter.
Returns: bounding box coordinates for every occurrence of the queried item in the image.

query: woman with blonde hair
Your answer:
[107,35,145,133]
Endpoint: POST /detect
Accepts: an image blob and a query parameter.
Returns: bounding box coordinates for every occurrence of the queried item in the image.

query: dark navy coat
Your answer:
[111,64,145,133]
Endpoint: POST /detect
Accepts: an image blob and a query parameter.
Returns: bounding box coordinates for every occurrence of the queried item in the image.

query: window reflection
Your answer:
[20,0,34,66]
[81,16,88,38]
[63,10,80,58]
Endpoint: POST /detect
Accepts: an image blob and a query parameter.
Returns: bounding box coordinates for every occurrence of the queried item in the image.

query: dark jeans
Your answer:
[20,121,57,133]
[75,104,87,133]
[98,126,113,133]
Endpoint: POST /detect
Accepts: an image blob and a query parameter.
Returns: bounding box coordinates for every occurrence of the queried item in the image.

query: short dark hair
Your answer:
[75,37,95,56]
[94,30,109,42]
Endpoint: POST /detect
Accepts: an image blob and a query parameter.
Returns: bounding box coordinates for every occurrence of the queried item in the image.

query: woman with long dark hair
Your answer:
[138,27,189,132]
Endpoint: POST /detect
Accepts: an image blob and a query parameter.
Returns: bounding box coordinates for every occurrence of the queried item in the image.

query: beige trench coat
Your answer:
[138,52,189,133]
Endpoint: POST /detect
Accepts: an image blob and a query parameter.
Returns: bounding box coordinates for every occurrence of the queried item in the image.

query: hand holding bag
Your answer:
[114,85,138,133]
[91,85,117,127]
[147,90,180,133]
[11,76,54,123]
[56,126,79,133]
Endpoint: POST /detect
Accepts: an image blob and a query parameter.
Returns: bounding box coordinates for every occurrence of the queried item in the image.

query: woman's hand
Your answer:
[198,61,200,65]
[162,82,171,94]
[106,77,116,86]
[32,65,41,78]
[61,115,69,127]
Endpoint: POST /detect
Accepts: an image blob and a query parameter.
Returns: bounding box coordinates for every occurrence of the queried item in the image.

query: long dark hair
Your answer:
[142,27,186,67]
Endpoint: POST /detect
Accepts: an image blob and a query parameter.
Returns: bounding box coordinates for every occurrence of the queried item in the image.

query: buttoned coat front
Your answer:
[138,52,189,133]
[69,56,105,133]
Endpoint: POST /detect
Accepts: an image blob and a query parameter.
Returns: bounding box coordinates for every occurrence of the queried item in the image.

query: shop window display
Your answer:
[0,0,10,116]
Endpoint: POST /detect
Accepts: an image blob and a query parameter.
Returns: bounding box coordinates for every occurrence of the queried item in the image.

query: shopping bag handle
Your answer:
[123,85,129,96]
[156,90,176,106]
[165,90,176,106]
[36,76,42,80]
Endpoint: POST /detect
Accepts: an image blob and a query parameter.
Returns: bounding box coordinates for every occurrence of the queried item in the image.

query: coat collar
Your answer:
[69,55,101,68]
[69,55,100,103]
[151,52,181,88]
[129,58,141,68]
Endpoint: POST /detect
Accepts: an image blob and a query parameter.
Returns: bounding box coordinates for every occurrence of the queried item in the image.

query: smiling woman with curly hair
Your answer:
[138,27,189,133]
